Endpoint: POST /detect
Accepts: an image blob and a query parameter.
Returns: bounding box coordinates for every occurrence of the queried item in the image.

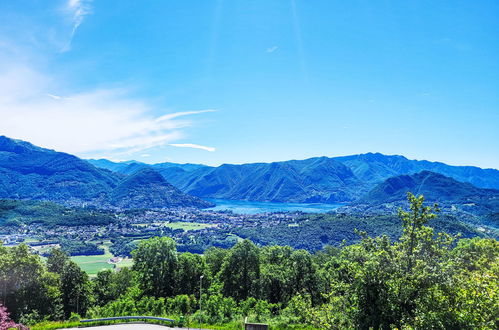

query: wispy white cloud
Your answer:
[169,143,216,152]
[61,0,92,52]
[156,109,217,122]
[46,93,62,100]
[266,46,278,53]
[0,64,215,158]
[0,1,216,160]
[46,93,73,100]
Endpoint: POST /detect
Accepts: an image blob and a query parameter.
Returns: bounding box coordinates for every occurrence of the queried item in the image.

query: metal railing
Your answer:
[81,316,175,323]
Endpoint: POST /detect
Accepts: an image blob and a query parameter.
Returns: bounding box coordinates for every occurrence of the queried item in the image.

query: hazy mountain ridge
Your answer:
[0,136,119,204]
[335,152,499,189]
[90,153,499,204]
[90,157,364,202]
[0,136,212,209]
[170,157,363,202]
[360,171,499,209]
[110,168,213,209]
[343,171,499,229]
[2,135,498,210]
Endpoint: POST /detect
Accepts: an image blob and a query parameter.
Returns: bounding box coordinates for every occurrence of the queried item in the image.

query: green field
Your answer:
[70,241,113,276]
[164,221,215,231]
[71,253,115,275]
[118,257,134,268]
[70,241,133,276]
[132,221,216,231]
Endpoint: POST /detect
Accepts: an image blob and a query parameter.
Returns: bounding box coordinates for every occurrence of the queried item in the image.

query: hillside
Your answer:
[0,136,212,209]
[0,136,119,204]
[356,171,499,219]
[110,168,213,209]
[361,171,499,203]
[90,153,499,204]
[335,152,499,189]
[0,199,115,226]
[172,157,364,202]
[235,212,491,251]
[87,159,209,175]
[90,157,363,202]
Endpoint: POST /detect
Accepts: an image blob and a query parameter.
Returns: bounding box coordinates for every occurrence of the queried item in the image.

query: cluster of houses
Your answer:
[1,208,305,253]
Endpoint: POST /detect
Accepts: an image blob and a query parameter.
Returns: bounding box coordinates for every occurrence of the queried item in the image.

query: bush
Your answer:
[68,313,81,323]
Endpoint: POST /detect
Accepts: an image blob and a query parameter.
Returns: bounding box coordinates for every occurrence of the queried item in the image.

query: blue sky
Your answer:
[0,1,498,169]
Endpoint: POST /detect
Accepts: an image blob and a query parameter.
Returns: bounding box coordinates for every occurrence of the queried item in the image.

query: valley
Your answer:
[0,135,498,277]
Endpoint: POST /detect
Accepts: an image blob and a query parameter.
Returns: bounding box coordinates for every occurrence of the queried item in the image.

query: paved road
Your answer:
[62,324,207,330]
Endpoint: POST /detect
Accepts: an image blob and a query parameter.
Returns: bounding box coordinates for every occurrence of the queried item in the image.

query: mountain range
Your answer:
[0,136,211,209]
[89,152,499,205]
[1,135,498,215]
[359,171,499,215]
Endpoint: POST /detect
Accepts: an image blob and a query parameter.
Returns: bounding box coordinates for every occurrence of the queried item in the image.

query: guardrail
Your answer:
[81,316,175,324]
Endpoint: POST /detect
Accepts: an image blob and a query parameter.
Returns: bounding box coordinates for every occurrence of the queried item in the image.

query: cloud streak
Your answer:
[170,143,216,152]
[0,1,216,161]
[156,109,217,122]
[266,46,278,53]
[61,0,92,52]
[0,65,215,159]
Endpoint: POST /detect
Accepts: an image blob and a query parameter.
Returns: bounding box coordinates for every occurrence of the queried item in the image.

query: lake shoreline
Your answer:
[206,198,346,214]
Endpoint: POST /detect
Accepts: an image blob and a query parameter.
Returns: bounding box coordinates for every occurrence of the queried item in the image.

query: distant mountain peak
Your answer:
[120,168,166,185]
[0,135,213,210]
[110,168,213,209]
[360,170,499,209]
[0,135,51,153]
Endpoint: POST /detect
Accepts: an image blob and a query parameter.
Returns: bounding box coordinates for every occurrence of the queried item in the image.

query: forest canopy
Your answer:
[0,193,497,329]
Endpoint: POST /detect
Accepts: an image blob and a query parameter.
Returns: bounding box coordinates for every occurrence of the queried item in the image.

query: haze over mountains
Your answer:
[1,135,498,215]
[89,151,499,206]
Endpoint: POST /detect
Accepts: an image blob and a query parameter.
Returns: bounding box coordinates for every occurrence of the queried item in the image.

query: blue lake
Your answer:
[206,198,344,214]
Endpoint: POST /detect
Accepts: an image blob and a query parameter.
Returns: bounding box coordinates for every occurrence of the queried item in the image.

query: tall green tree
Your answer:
[132,236,178,297]
[46,248,70,275]
[260,245,293,304]
[175,252,207,296]
[289,249,320,303]
[204,247,228,278]
[219,240,261,301]
[61,261,91,317]
[92,270,114,307]
[309,193,456,329]
[0,244,62,321]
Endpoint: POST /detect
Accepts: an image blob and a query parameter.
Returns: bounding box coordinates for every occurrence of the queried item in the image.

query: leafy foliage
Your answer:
[0,304,28,330]
[132,237,178,297]
[0,193,497,329]
[236,212,486,252]
[0,199,115,227]
[60,240,104,256]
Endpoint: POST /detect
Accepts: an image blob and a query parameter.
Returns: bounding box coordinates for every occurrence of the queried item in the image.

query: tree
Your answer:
[61,261,91,317]
[92,270,114,307]
[109,267,136,300]
[289,249,319,303]
[260,245,293,304]
[204,247,228,278]
[175,253,208,296]
[308,193,456,329]
[132,236,178,297]
[0,244,62,321]
[219,240,260,301]
[46,248,70,275]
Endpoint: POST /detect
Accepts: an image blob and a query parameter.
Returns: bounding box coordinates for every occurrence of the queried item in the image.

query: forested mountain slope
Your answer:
[90,153,499,203]
[0,136,211,209]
